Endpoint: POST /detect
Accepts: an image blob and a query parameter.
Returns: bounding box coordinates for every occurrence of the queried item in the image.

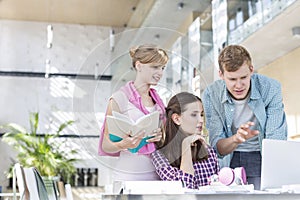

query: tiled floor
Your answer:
[72,186,105,200]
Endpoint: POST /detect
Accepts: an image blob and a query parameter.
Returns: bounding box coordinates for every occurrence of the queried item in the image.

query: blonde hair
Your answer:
[129,44,169,69]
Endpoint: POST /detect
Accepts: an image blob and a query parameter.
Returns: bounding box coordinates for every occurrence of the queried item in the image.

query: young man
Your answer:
[202,45,287,190]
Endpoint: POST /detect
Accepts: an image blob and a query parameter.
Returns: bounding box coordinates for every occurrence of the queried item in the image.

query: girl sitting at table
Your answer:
[151,92,219,189]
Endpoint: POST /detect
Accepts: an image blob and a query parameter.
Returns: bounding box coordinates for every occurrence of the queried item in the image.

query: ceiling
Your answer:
[0,0,142,27]
[0,0,211,32]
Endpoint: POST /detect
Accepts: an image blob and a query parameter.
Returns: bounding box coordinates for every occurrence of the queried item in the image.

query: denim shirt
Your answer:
[202,73,287,167]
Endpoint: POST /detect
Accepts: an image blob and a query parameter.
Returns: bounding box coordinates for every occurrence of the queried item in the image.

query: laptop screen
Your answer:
[260,139,300,190]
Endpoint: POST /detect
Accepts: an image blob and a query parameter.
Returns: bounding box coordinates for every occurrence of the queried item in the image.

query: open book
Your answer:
[106,111,160,153]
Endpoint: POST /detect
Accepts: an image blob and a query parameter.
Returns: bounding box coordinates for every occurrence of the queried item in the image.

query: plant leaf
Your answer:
[29,112,39,135]
[57,120,74,134]
[1,112,78,181]
[0,123,27,133]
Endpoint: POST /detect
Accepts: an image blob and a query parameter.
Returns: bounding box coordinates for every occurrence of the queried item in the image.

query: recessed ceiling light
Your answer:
[177,2,184,10]
[292,26,300,38]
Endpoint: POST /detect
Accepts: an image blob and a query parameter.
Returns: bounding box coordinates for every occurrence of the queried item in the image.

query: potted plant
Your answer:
[1,112,78,184]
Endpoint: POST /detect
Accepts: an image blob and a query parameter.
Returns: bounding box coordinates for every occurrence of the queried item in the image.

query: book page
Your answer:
[106,116,132,138]
[106,111,159,139]
[131,111,159,136]
[112,111,134,124]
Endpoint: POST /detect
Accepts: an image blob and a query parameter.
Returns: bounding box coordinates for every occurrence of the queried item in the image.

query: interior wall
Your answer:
[0,20,115,188]
[257,46,300,139]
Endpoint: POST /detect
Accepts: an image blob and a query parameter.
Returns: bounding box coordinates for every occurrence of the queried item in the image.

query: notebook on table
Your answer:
[260,139,300,191]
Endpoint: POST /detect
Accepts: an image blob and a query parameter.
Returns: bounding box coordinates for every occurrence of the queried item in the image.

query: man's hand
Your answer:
[234,121,259,143]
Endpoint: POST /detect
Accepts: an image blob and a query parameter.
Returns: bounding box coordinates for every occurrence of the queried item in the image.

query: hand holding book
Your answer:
[106,111,160,153]
[111,130,151,153]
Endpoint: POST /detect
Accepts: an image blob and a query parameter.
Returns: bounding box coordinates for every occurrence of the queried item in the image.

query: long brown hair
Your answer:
[159,92,208,168]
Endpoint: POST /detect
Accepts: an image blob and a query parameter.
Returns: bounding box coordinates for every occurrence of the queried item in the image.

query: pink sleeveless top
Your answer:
[98,81,166,156]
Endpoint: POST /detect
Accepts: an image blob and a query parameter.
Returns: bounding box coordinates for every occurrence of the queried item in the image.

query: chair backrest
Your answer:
[56,181,73,200]
[64,184,74,200]
[13,163,50,200]
[13,163,29,200]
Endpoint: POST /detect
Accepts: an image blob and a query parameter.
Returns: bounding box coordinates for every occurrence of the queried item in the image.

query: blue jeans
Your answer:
[230,151,261,190]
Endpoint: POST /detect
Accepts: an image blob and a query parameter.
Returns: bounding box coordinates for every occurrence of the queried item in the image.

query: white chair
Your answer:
[13,163,50,200]
[13,163,29,200]
[64,184,74,200]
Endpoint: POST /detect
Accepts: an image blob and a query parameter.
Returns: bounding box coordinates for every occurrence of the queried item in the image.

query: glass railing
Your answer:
[228,0,297,44]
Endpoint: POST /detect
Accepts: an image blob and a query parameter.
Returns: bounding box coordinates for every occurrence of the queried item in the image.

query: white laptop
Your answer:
[261,139,300,191]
